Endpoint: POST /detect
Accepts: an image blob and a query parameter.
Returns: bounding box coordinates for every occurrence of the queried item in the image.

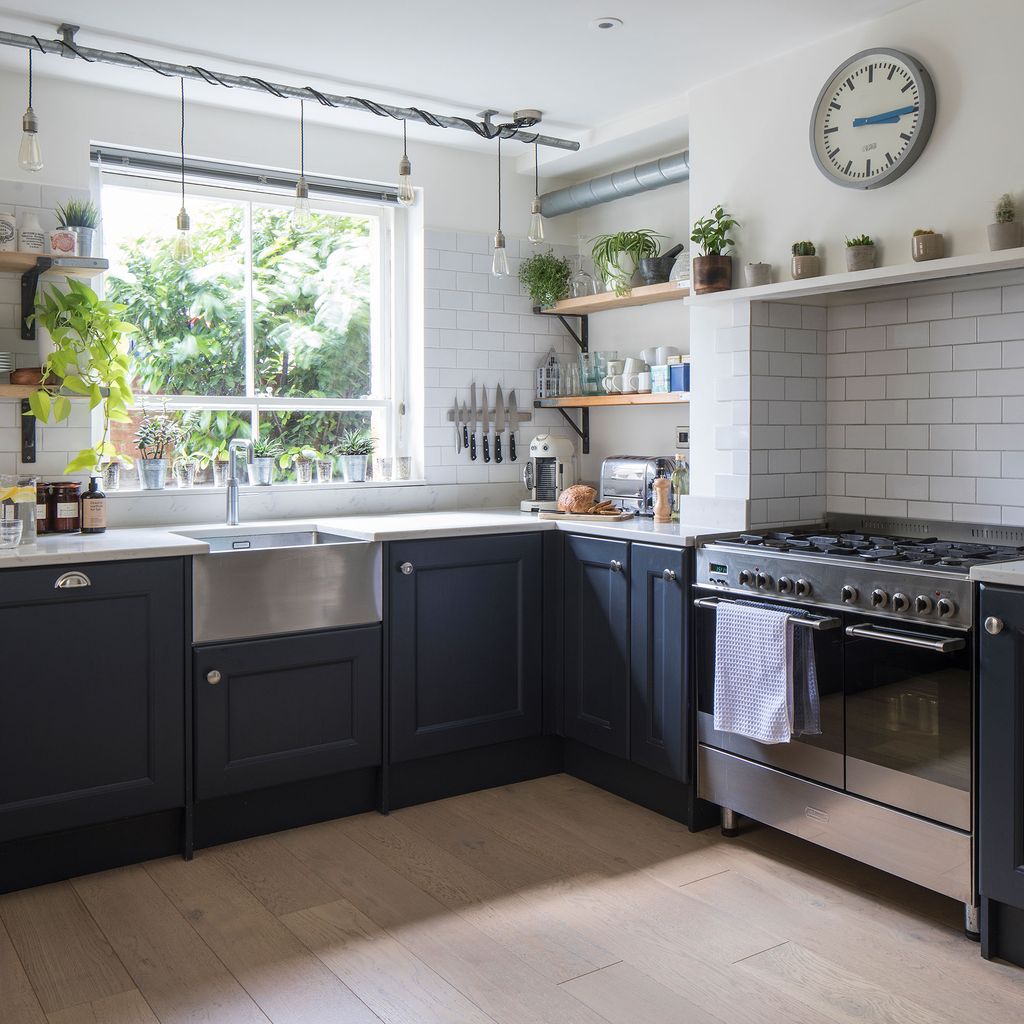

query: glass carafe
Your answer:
[569,235,597,298]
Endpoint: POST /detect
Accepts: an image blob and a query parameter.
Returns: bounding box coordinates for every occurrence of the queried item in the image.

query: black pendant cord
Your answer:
[496,135,502,233]
[534,142,539,196]
[402,117,408,159]
[27,49,32,106]
[299,99,305,176]
[179,77,186,208]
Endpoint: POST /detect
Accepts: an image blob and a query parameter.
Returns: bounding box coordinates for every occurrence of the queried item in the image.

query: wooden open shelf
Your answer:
[0,253,109,276]
[534,280,688,317]
[0,385,36,398]
[534,393,690,409]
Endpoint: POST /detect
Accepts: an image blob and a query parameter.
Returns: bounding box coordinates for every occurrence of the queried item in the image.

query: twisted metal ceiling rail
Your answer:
[0,27,579,151]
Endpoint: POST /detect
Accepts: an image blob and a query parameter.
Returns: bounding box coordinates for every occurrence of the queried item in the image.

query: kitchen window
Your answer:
[93,148,414,485]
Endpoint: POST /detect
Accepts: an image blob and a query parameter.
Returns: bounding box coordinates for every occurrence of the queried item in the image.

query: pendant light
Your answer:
[172,78,192,260]
[18,50,43,172]
[293,100,311,225]
[492,134,509,277]
[397,119,414,206]
[528,143,544,244]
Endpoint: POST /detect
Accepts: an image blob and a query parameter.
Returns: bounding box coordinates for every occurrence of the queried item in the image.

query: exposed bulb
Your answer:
[292,176,312,225]
[397,154,414,206]
[18,107,42,172]
[173,207,192,260]
[492,230,509,277]
[528,196,544,244]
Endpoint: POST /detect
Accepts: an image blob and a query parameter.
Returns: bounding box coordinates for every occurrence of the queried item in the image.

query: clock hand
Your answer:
[852,105,918,127]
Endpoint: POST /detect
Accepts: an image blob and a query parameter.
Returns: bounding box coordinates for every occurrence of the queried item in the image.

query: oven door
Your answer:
[694,591,845,787]
[843,618,971,831]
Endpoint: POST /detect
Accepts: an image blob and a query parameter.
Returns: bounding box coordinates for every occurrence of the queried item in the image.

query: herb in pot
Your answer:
[518,248,572,308]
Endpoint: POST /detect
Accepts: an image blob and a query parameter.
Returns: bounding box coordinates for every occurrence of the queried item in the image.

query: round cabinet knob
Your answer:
[662,568,677,582]
[610,560,623,573]
[777,576,794,594]
[795,579,812,597]
[985,616,1005,635]
[756,573,772,589]
[738,570,754,585]
[936,598,957,620]
[891,593,910,613]
[206,670,222,686]
[841,585,859,604]
[399,562,414,575]
[870,589,889,609]
[915,595,934,615]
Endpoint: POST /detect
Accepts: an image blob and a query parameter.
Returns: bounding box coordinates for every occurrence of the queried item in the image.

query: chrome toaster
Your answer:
[599,456,676,517]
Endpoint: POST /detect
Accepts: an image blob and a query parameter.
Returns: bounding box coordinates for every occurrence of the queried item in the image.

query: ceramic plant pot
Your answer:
[691,255,733,295]
[340,455,368,482]
[987,222,1023,252]
[744,262,772,287]
[791,255,820,280]
[247,457,275,486]
[137,458,168,490]
[69,226,95,257]
[912,233,945,262]
[846,245,876,272]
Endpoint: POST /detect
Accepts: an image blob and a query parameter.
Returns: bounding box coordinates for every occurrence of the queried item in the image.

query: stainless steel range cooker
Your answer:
[694,518,1024,935]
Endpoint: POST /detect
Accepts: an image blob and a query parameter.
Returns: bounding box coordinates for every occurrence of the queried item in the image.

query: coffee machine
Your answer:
[520,435,577,512]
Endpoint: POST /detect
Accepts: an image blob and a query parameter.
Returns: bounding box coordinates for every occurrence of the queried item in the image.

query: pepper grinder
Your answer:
[653,476,672,523]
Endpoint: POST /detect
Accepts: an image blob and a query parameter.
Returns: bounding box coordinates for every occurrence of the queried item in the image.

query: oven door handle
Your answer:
[844,624,966,653]
[693,596,840,631]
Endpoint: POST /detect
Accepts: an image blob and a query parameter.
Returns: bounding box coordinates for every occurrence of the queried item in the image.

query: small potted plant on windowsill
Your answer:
[988,193,1022,251]
[134,413,184,490]
[54,198,100,258]
[337,429,374,483]
[690,205,738,294]
[304,445,340,484]
[845,234,877,272]
[249,433,283,486]
[791,241,820,279]
[279,446,317,485]
[912,228,945,262]
[518,248,572,309]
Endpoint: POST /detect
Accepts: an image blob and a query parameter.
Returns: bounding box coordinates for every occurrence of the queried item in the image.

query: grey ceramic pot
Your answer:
[791,255,820,280]
[744,262,772,287]
[137,458,168,490]
[987,222,1023,252]
[247,457,275,486]
[912,233,945,262]
[70,226,95,257]
[845,245,876,272]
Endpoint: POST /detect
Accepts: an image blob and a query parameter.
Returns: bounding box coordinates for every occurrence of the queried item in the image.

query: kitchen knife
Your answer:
[481,384,491,463]
[494,384,505,464]
[454,394,461,453]
[469,383,478,461]
[508,390,518,462]
[461,401,470,451]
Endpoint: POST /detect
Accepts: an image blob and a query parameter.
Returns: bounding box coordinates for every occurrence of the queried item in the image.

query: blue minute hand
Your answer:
[852,105,918,127]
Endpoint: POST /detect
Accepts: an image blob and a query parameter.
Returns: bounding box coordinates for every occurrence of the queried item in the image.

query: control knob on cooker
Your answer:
[738,570,754,585]
[892,593,910,613]
[756,572,772,589]
[841,585,858,604]
[915,595,933,615]
[936,597,957,620]
[871,589,889,609]
[795,579,812,597]
[777,577,794,594]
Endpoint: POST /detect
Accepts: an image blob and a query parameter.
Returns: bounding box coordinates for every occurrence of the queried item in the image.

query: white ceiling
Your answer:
[0,1,921,176]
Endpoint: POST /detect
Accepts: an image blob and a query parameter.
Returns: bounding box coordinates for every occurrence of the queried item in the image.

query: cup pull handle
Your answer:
[54,571,91,590]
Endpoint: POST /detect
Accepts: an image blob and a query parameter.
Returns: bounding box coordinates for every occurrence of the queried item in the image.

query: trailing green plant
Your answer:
[278,445,319,470]
[792,241,816,256]
[337,428,375,456]
[995,193,1017,224]
[251,433,285,459]
[690,206,738,258]
[590,230,663,296]
[518,248,572,308]
[29,281,137,475]
[912,228,935,236]
[845,234,875,247]
[54,198,100,229]
[134,412,184,461]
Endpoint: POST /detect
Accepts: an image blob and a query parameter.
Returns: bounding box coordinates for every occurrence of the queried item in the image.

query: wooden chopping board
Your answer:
[537,511,635,522]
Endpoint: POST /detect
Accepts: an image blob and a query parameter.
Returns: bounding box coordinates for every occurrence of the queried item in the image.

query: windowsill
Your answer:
[105,479,428,498]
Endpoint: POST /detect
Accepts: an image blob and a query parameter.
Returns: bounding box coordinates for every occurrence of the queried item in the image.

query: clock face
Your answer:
[810,48,936,189]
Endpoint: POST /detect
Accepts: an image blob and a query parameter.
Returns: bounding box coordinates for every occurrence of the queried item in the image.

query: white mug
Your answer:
[655,345,679,364]
[640,347,658,366]
[622,372,640,393]
[623,356,645,375]
[637,371,652,393]
[602,375,623,393]
[606,359,625,375]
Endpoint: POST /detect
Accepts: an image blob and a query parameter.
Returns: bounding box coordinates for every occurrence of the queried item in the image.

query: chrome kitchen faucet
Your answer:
[226,439,253,526]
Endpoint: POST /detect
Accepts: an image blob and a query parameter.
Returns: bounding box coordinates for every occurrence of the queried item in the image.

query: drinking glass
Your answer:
[0,519,23,548]
[561,360,581,397]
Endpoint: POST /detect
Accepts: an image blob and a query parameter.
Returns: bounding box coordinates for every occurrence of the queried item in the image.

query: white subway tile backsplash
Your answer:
[827,352,866,378]
[846,376,886,400]
[978,478,1024,506]
[865,449,907,475]
[953,342,1002,370]
[908,292,952,322]
[953,396,1001,423]
[979,425,1024,450]
[909,347,952,373]
[827,304,866,330]
[908,450,951,475]
[929,371,977,398]
[930,318,977,346]
[979,368,1024,396]
[953,450,1001,477]
[847,425,886,448]
[907,398,952,423]
[865,299,907,327]
[845,326,887,351]
[768,303,803,329]
[1004,285,1024,313]
[930,476,976,503]
[865,349,908,376]
[886,375,930,399]
[887,475,929,500]
[930,424,976,450]
[953,288,1002,318]
[866,399,908,423]
[829,448,865,472]
[978,311,1024,343]
[907,500,953,521]
[886,322,930,349]
[889,424,928,449]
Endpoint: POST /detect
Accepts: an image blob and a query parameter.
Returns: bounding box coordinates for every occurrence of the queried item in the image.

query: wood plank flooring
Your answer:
[1,774,1022,1024]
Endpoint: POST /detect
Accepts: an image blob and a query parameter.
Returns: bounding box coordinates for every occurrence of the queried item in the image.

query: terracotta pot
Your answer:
[912,233,945,262]
[987,222,1023,252]
[791,255,820,280]
[10,367,43,386]
[846,245,876,272]
[691,255,733,295]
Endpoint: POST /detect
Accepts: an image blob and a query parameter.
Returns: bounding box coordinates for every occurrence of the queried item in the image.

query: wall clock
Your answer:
[810,47,936,189]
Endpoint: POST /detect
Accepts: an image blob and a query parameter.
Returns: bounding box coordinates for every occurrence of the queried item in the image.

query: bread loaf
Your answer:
[557,484,598,513]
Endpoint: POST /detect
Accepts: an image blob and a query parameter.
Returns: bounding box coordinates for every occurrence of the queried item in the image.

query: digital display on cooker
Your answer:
[709,563,728,575]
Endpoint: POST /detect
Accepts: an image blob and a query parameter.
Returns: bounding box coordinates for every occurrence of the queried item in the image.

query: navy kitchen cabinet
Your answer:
[0,559,185,844]
[630,543,689,781]
[194,626,381,799]
[563,535,630,758]
[388,533,543,762]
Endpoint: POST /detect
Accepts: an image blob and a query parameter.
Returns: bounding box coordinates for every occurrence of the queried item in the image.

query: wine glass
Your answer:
[569,234,597,298]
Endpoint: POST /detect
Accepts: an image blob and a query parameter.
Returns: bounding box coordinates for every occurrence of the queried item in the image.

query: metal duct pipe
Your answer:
[539,150,689,217]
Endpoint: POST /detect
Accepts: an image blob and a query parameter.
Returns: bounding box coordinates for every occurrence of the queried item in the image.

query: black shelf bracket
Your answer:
[532,307,588,352]
[21,257,52,341]
[20,399,36,463]
[556,406,589,455]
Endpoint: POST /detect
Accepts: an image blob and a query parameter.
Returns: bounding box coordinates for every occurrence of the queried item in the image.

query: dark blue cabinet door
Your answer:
[0,559,185,843]
[194,626,381,799]
[563,535,630,758]
[389,534,543,763]
[979,584,1024,910]
[630,544,689,781]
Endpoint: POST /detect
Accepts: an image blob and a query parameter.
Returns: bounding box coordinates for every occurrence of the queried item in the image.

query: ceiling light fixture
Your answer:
[492,134,509,278]
[172,78,192,260]
[397,119,415,207]
[18,49,43,172]
[590,16,623,30]
[293,99,311,225]
[528,143,544,244]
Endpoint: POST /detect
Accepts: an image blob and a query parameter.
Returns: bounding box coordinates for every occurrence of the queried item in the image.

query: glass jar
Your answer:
[0,475,37,545]
[52,482,81,532]
[36,481,51,534]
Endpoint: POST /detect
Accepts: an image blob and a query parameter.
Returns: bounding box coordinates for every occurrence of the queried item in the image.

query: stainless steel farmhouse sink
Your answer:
[176,525,382,643]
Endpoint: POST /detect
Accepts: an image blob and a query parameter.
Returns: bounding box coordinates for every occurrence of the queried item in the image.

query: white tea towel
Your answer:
[713,602,794,744]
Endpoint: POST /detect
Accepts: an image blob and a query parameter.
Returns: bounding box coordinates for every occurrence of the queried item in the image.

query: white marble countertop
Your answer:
[970,560,1024,586]
[0,509,699,570]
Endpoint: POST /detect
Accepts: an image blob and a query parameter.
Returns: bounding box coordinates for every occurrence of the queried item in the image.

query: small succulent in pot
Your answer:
[911,228,945,262]
[690,206,738,294]
[518,248,572,309]
[844,234,876,272]
[791,241,820,280]
[134,412,184,489]
[988,193,1023,251]
[337,428,375,483]
[54,198,100,257]
[248,433,283,486]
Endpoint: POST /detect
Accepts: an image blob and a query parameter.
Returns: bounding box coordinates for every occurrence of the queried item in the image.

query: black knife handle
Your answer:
[470,433,477,461]
[463,424,469,449]
[483,435,490,463]
[510,433,517,462]
[495,436,503,463]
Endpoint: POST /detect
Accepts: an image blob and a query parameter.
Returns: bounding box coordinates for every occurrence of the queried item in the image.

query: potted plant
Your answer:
[249,433,283,486]
[306,444,340,484]
[591,230,663,295]
[845,234,877,272]
[745,262,772,287]
[690,205,738,294]
[518,248,572,309]
[134,412,183,490]
[173,451,203,488]
[101,456,123,492]
[28,280,136,477]
[988,193,1022,251]
[791,241,820,279]
[54,198,100,257]
[279,446,317,485]
[912,228,945,262]
[337,428,374,482]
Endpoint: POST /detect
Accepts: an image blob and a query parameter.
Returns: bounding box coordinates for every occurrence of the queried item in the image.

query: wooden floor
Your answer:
[2,775,1023,1024]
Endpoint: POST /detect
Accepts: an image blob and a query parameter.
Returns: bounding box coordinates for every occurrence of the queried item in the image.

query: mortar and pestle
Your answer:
[638,243,685,285]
